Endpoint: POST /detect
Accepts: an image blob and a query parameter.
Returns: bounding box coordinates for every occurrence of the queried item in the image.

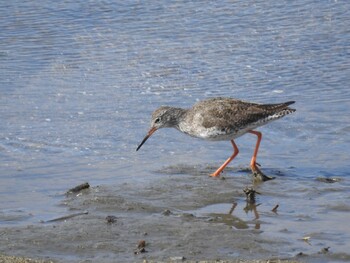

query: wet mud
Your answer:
[0,166,349,263]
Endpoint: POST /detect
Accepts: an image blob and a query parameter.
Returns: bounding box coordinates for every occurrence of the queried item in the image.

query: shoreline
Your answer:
[0,254,302,263]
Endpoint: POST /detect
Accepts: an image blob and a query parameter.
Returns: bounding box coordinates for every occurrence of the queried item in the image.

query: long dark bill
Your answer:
[136,127,157,151]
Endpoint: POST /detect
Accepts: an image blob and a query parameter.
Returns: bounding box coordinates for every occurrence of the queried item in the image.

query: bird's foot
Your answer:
[210,172,221,178]
[251,163,275,182]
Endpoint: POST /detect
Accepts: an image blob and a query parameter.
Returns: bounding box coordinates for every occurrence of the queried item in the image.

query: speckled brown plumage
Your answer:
[137,97,296,179]
[177,98,295,140]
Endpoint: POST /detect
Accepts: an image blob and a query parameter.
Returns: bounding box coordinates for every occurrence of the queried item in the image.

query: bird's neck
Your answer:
[167,107,187,128]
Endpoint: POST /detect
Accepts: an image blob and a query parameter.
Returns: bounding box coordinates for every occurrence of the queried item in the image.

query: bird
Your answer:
[136,97,295,179]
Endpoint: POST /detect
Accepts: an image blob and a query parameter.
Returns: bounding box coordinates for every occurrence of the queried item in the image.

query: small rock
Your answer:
[296,252,307,257]
[138,240,146,249]
[134,247,146,255]
[316,177,341,183]
[181,213,195,219]
[134,240,147,254]
[105,215,117,224]
[243,186,260,203]
[162,209,173,216]
[66,182,90,194]
[319,247,330,254]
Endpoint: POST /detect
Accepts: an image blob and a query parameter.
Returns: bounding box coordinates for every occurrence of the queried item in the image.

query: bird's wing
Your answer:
[193,98,294,130]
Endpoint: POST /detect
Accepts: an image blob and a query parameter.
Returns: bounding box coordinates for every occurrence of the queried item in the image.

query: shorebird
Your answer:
[136,97,295,179]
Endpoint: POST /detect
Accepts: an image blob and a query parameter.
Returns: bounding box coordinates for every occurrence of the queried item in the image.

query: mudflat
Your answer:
[2,166,347,263]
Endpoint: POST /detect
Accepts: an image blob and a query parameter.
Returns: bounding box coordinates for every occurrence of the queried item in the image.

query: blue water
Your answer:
[0,0,350,260]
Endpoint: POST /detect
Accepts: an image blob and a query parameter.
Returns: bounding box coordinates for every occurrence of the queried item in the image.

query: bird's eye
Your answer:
[154,118,160,124]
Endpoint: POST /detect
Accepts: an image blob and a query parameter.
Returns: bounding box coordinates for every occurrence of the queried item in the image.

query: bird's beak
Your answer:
[136,127,157,151]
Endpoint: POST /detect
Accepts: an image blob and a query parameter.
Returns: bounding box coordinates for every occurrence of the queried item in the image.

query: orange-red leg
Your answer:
[248,130,275,181]
[211,140,239,177]
[248,130,263,175]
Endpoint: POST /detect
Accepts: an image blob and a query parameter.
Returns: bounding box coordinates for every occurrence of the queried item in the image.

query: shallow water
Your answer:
[1,0,350,262]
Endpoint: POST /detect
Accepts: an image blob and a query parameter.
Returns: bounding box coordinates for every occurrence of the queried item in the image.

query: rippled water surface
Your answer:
[1,0,350,261]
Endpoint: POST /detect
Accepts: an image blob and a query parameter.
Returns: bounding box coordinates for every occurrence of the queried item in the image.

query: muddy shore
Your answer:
[2,166,347,263]
[0,254,302,263]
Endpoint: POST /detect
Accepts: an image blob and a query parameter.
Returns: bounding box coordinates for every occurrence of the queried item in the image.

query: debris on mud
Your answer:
[319,247,330,254]
[66,182,90,194]
[300,236,311,245]
[162,209,173,216]
[134,240,147,255]
[105,215,117,224]
[43,211,89,223]
[252,163,275,182]
[316,177,341,183]
[243,187,260,204]
[228,202,238,214]
[271,204,279,213]
[296,251,308,257]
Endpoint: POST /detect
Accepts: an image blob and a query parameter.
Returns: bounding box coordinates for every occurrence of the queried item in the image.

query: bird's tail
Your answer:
[260,101,295,111]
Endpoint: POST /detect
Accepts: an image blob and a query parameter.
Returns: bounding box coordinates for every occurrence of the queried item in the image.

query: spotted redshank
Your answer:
[136,97,295,179]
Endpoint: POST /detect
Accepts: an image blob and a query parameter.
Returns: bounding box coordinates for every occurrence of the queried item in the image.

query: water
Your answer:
[0,0,350,261]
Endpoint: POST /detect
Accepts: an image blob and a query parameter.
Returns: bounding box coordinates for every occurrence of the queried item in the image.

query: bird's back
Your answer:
[180,97,295,140]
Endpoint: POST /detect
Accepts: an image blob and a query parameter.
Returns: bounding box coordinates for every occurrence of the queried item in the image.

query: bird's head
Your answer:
[136,106,175,151]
